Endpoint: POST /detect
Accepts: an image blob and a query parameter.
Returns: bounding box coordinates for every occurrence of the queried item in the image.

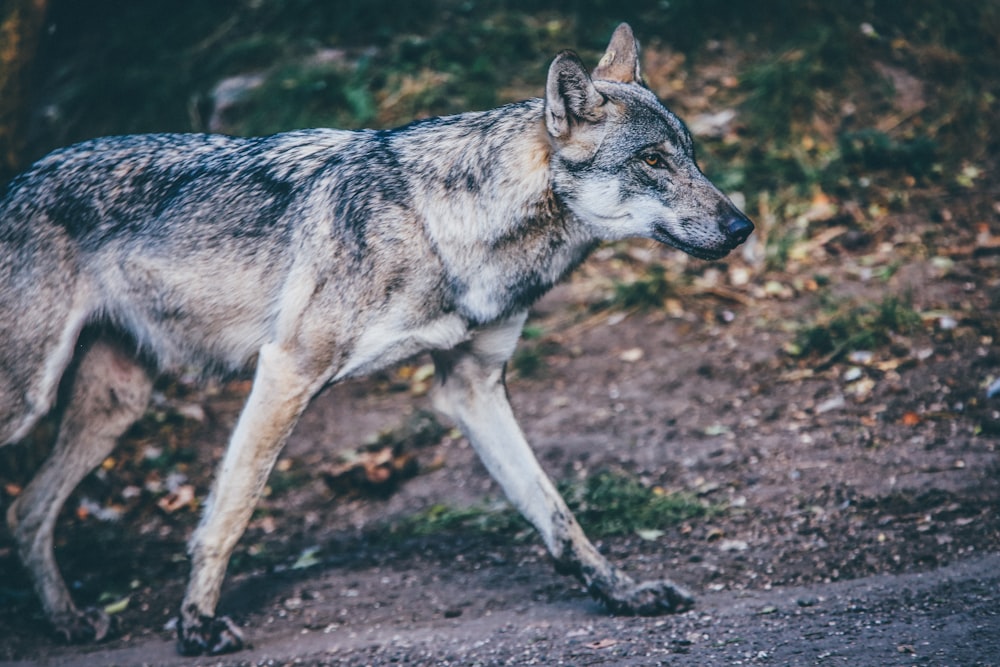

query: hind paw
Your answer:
[52,607,119,643]
[597,578,695,616]
[177,613,245,656]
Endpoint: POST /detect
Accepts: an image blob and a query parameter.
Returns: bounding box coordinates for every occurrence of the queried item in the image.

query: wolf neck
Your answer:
[398,98,597,325]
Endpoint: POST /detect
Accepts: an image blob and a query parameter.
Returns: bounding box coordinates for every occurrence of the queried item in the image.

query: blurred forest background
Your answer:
[2,0,998,198]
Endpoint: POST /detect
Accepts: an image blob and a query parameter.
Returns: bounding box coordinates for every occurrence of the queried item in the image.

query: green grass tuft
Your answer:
[611,265,673,310]
[561,470,713,537]
[391,469,715,542]
[792,294,922,358]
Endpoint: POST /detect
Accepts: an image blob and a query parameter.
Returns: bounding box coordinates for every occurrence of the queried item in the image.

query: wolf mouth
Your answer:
[652,225,733,261]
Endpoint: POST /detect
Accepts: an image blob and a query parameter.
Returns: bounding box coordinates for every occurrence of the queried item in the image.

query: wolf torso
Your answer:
[0,99,596,379]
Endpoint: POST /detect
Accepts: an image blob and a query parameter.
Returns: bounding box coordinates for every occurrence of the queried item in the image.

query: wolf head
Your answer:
[545,23,753,260]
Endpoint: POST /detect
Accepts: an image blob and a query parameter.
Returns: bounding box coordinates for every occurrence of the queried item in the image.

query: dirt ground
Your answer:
[1,211,1000,666]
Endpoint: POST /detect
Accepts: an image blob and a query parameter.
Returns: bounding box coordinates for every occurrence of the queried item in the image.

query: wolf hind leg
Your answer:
[0,290,91,447]
[6,333,153,643]
[431,315,694,616]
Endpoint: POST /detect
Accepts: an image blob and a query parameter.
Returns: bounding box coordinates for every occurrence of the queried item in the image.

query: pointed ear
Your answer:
[545,50,605,140]
[592,22,642,84]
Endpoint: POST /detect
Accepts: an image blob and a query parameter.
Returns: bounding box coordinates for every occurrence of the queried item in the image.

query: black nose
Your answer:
[724,216,754,245]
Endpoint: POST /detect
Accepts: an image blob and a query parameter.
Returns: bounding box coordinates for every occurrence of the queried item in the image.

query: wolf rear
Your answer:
[1,23,752,655]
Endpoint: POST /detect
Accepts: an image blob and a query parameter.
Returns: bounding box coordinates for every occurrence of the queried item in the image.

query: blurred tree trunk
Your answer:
[0,0,47,183]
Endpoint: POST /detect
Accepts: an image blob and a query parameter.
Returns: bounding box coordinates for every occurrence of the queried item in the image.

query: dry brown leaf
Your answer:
[323,447,418,496]
[157,484,196,513]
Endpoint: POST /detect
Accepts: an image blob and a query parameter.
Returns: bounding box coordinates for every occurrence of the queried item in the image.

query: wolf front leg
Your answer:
[431,314,694,616]
[177,342,325,656]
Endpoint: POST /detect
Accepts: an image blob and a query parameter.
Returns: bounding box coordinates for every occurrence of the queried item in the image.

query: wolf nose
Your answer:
[724,216,754,245]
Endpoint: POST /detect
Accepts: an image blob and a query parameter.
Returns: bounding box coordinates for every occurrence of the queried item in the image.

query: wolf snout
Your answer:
[722,215,754,246]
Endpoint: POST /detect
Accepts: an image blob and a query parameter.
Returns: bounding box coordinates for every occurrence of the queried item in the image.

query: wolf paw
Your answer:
[177,613,245,656]
[52,607,119,643]
[598,579,695,616]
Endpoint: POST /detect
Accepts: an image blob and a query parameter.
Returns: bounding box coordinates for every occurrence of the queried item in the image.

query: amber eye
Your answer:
[642,153,662,168]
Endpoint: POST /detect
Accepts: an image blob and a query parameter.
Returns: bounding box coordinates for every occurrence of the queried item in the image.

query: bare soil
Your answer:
[1,219,999,666]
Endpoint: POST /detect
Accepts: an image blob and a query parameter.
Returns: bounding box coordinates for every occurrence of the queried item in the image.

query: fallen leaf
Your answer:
[901,411,921,426]
[292,546,322,570]
[848,350,874,365]
[256,515,277,535]
[706,527,725,541]
[704,423,731,437]
[636,528,665,541]
[763,280,794,299]
[846,377,875,400]
[175,403,206,422]
[157,484,196,513]
[323,447,418,496]
[815,394,846,414]
[619,347,644,363]
[103,596,130,615]
[719,539,749,552]
[78,498,124,522]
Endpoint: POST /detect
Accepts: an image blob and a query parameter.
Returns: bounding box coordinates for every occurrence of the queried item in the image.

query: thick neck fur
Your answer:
[389,98,597,324]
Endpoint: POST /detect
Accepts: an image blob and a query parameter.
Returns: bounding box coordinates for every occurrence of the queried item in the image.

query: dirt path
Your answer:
[3,552,997,667]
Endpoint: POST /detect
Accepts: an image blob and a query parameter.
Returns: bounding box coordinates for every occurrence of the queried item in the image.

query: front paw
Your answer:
[177,612,245,656]
[597,578,695,616]
[52,607,119,643]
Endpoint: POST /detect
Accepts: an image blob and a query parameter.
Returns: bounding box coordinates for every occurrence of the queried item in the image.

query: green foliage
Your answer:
[236,59,377,134]
[792,294,922,358]
[510,325,554,378]
[520,325,544,341]
[838,130,937,178]
[392,469,714,541]
[396,501,528,538]
[29,0,999,186]
[611,265,673,310]
[764,227,797,273]
[510,346,546,378]
[266,465,308,497]
[741,28,856,141]
[560,470,713,536]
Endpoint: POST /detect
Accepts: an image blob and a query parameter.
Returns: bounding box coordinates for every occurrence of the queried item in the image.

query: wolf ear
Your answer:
[592,22,642,85]
[545,50,605,140]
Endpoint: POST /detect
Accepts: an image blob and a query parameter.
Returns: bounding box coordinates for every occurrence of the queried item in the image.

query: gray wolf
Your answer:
[0,24,752,655]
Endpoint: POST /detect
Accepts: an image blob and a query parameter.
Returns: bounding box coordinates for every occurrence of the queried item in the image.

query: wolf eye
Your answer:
[642,153,664,168]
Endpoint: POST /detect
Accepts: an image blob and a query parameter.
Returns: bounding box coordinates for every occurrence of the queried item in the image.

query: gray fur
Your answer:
[1,23,751,655]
